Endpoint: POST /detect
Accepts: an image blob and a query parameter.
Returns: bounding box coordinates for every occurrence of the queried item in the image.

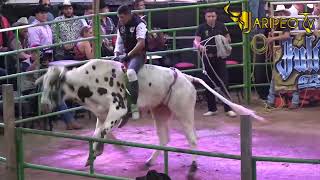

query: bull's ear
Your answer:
[35,75,44,85]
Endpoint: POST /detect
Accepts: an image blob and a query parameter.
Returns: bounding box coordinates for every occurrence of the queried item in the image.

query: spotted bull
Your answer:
[36,59,263,175]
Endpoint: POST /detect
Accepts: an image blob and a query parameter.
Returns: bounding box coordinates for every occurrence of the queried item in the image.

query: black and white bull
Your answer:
[36,59,264,174]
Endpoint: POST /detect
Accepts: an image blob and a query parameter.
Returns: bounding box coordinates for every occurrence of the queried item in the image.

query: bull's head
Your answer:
[35,66,67,113]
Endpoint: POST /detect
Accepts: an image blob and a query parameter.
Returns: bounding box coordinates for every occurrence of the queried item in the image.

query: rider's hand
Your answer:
[113,54,129,63]
[198,45,206,53]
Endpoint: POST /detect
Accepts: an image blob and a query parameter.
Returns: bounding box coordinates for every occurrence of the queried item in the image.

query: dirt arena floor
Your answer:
[0,97,320,180]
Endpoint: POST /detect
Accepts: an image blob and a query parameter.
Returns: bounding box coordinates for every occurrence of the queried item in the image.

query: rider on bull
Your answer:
[113,5,148,120]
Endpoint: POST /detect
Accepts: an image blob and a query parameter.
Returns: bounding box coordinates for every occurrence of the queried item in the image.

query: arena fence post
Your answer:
[147,12,152,31]
[252,159,257,180]
[88,140,95,174]
[164,150,169,175]
[242,0,252,104]
[3,84,18,180]
[240,115,252,180]
[93,0,101,59]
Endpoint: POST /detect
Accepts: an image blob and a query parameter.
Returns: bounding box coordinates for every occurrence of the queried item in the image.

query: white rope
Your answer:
[198,35,233,100]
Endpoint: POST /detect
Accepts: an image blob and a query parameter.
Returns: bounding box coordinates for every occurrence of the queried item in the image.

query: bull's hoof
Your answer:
[85,155,96,167]
[187,161,198,180]
[118,115,130,128]
[94,142,104,157]
[145,161,152,167]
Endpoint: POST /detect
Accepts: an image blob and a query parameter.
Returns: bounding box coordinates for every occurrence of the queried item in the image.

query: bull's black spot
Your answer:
[97,88,108,95]
[104,77,108,82]
[109,77,114,87]
[149,82,152,87]
[67,84,75,91]
[117,82,120,87]
[111,121,114,124]
[77,86,93,102]
[100,130,106,138]
[115,120,118,124]
[121,84,124,89]
[111,92,116,97]
[116,106,120,110]
[115,93,126,109]
[120,88,123,92]
[111,69,117,78]
[86,70,89,74]
[96,79,99,83]
[92,65,96,70]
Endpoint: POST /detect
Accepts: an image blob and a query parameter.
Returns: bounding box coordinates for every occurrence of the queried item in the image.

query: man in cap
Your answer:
[28,0,55,23]
[28,4,53,51]
[266,5,300,109]
[52,0,85,60]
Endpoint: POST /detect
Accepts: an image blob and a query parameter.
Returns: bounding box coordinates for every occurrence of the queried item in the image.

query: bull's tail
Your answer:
[184,73,265,121]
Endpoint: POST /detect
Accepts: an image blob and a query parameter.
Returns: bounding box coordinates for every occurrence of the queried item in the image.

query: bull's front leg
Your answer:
[85,115,105,167]
[101,106,127,134]
[86,106,127,166]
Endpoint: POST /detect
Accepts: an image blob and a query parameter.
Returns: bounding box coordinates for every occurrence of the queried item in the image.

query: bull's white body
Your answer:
[38,59,263,171]
[58,59,197,165]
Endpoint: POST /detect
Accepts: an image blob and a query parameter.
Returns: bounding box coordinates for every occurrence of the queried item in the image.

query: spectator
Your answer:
[193,8,236,117]
[81,4,93,26]
[288,4,304,16]
[9,18,31,63]
[28,0,55,24]
[0,6,14,78]
[7,17,31,89]
[133,0,146,23]
[73,26,94,60]
[313,4,320,30]
[266,5,299,109]
[97,0,116,57]
[29,4,83,130]
[28,5,53,50]
[52,0,85,60]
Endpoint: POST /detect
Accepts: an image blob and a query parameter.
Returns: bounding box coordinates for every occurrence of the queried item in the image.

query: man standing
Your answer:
[28,5,53,50]
[28,0,55,24]
[114,5,147,120]
[133,0,146,23]
[28,4,82,129]
[266,5,299,109]
[193,8,236,117]
[98,0,116,56]
[52,0,84,60]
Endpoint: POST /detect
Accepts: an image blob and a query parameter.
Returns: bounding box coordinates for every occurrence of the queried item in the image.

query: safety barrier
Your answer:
[2,84,320,180]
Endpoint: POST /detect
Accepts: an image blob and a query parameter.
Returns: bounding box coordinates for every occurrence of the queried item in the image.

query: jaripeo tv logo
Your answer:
[224,2,315,34]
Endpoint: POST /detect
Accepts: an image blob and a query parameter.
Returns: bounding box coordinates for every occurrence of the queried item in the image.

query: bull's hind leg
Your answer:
[175,108,198,178]
[145,106,171,167]
[170,87,198,178]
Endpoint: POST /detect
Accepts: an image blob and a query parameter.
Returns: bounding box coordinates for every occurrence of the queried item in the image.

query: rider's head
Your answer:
[117,5,132,26]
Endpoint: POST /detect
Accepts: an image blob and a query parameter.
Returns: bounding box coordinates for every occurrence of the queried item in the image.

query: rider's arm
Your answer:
[127,22,147,58]
[114,29,124,57]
